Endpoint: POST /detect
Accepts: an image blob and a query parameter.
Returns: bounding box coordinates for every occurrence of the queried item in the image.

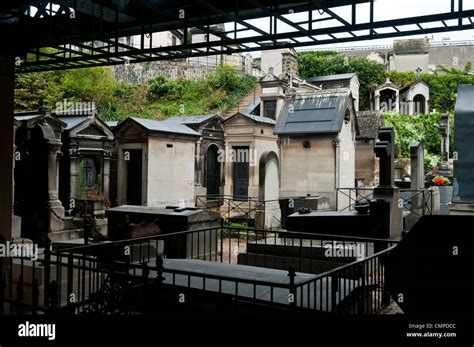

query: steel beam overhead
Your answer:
[0,0,471,73]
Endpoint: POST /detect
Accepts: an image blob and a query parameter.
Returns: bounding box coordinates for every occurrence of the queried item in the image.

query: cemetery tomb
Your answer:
[113,117,200,208]
[449,85,474,215]
[165,115,225,200]
[275,89,358,210]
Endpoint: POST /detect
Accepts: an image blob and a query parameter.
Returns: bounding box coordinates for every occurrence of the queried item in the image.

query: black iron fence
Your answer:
[195,194,282,227]
[336,187,434,217]
[1,225,399,315]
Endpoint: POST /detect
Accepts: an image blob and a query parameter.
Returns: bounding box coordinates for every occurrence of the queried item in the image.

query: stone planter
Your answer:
[435,185,453,215]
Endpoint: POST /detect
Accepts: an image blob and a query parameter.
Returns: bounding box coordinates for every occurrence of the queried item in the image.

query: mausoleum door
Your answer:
[413,94,426,114]
[206,145,220,198]
[126,149,143,205]
[233,146,249,200]
[380,89,397,112]
[79,157,99,192]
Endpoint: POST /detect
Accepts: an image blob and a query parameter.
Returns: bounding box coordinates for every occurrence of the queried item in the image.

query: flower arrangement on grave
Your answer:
[432,176,451,186]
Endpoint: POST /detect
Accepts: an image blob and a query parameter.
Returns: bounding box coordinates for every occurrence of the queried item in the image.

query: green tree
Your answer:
[297,51,386,110]
[60,67,117,107]
[384,113,454,171]
[14,71,64,111]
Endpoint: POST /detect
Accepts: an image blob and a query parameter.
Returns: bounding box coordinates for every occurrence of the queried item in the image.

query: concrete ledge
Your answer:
[448,202,474,215]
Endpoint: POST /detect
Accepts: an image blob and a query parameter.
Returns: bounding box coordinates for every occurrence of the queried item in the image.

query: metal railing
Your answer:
[196,194,282,227]
[1,224,399,315]
[336,187,434,217]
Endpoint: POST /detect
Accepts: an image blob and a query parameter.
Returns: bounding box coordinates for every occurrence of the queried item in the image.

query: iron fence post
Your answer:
[0,258,3,315]
[67,254,74,311]
[220,218,224,263]
[331,275,338,313]
[288,266,296,309]
[32,279,39,315]
[381,254,391,306]
[43,247,51,308]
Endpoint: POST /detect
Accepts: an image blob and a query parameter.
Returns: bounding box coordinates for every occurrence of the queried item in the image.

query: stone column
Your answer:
[12,120,21,239]
[69,148,78,209]
[47,142,65,232]
[374,92,380,111]
[395,92,400,113]
[103,149,112,197]
[0,56,14,242]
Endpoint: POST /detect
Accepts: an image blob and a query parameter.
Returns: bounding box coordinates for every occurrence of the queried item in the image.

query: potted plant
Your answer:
[432,176,451,186]
[431,175,453,215]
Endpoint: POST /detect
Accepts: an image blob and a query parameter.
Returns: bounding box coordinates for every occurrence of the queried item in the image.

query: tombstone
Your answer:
[410,143,425,191]
[436,113,452,176]
[405,142,424,230]
[370,127,402,239]
[449,85,474,215]
[374,127,395,187]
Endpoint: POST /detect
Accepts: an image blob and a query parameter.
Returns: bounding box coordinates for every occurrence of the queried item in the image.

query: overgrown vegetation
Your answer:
[384,113,454,172]
[14,64,257,122]
[298,51,386,110]
[298,51,474,113]
[387,63,474,113]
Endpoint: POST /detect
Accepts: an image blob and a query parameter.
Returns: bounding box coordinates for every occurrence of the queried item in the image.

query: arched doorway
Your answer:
[380,89,397,112]
[258,151,281,229]
[206,145,220,198]
[413,94,426,114]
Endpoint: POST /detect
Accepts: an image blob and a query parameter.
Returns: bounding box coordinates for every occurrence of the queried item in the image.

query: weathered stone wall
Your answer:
[279,134,337,207]
[147,136,196,207]
[113,61,217,84]
[355,140,377,186]
[339,42,474,73]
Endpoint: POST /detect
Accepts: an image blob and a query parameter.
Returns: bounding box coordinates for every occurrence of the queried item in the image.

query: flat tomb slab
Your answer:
[151,259,362,312]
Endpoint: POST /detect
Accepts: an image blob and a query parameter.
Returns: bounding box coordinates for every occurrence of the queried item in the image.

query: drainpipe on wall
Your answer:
[277,138,282,191]
[333,137,341,194]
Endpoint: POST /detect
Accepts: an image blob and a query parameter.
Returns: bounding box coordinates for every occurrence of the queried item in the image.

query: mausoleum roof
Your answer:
[275,89,353,135]
[164,114,217,125]
[57,116,90,130]
[223,112,276,125]
[105,121,119,128]
[118,117,201,137]
[308,73,357,83]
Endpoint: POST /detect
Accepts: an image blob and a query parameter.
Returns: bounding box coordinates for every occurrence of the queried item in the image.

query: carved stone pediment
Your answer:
[203,117,224,132]
[78,124,106,136]
[116,122,148,143]
[68,116,115,140]
[261,72,279,82]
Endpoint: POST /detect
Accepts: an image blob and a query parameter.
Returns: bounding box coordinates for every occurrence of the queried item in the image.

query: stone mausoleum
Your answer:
[275,88,358,210]
[114,117,201,208]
